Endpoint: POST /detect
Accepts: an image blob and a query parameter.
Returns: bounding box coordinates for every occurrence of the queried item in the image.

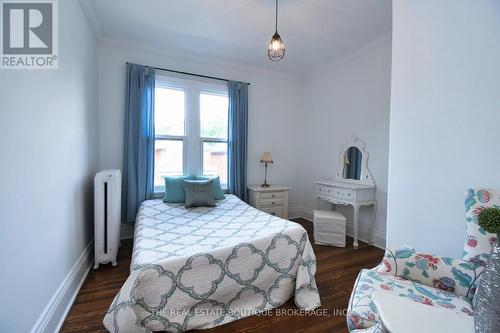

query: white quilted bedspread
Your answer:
[103,195,320,332]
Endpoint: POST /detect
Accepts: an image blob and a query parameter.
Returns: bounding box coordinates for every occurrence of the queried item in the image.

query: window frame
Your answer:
[153,73,229,193]
[153,77,189,193]
[199,89,229,188]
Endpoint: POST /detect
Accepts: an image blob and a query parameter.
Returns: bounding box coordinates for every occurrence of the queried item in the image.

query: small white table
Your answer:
[248,185,290,219]
[372,291,474,333]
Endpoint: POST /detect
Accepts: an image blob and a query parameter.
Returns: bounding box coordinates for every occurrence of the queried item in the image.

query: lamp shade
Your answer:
[260,152,273,163]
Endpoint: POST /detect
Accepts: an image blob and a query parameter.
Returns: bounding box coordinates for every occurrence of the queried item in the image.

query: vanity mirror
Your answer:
[343,146,362,180]
[335,135,375,186]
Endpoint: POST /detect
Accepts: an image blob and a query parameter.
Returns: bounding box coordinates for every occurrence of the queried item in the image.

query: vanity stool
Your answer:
[313,210,347,247]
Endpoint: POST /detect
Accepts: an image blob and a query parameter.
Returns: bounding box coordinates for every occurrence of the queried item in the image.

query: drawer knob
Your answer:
[272,201,275,205]
[272,194,275,198]
[271,212,276,215]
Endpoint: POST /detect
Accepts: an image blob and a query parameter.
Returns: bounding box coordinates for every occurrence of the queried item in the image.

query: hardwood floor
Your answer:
[61,218,384,333]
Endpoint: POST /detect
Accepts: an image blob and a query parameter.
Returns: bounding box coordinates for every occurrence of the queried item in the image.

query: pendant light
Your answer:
[267,0,285,62]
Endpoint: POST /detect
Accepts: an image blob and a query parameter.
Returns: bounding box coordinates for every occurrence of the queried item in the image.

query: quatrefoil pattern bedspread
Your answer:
[103,195,321,332]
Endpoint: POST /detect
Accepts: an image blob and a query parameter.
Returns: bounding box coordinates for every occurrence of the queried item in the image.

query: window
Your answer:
[153,75,229,192]
[200,92,228,185]
[154,86,185,188]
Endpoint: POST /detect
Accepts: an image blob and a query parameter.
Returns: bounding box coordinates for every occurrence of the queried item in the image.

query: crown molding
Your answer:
[98,37,303,82]
[79,0,390,81]
[79,0,104,43]
[304,31,392,81]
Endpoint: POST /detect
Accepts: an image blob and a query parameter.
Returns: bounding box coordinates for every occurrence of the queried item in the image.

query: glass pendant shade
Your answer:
[268,32,285,61]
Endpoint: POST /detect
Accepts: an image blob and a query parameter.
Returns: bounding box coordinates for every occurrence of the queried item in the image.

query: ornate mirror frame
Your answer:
[334,135,375,186]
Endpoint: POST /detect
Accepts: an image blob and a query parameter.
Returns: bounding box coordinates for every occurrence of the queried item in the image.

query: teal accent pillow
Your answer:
[195,176,225,200]
[183,179,216,208]
[163,176,187,203]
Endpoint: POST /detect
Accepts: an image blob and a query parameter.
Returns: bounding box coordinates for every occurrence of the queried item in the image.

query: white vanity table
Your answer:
[315,136,377,248]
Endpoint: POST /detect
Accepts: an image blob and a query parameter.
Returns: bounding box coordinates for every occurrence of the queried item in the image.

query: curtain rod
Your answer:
[126,62,250,86]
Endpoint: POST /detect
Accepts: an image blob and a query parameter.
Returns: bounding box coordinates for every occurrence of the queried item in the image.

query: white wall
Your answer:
[387,0,500,257]
[97,43,305,208]
[0,5,392,330]
[0,2,98,332]
[298,36,392,247]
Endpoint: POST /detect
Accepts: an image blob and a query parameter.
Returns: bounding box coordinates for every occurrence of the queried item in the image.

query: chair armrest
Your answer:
[374,247,484,300]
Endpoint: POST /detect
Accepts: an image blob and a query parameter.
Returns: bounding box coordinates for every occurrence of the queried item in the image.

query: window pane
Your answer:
[200,92,228,139]
[203,142,228,185]
[155,87,185,136]
[154,140,183,187]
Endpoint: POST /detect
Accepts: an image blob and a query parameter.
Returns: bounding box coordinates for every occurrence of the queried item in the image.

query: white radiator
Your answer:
[94,169,121,269]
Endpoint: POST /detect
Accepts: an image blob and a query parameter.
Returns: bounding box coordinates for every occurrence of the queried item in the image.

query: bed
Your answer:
[103,194,320,332]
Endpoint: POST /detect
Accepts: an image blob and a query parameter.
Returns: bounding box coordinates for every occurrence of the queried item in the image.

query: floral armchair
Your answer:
[347,188,499,332]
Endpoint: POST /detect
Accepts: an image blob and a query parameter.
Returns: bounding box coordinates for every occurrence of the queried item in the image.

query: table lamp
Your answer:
[260,152,273,188]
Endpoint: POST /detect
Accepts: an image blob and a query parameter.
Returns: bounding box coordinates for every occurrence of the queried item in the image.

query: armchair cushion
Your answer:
[347,269,474,332]
[374,247,483,300]
[463,188,499,266]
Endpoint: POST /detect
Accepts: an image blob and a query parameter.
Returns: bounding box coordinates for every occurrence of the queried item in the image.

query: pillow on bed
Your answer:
[183,179,216,208]
[194,176,225,200]
[163,176,188,203]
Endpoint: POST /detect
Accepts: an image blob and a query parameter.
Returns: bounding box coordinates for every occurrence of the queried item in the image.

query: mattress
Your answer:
[103,195,320,332]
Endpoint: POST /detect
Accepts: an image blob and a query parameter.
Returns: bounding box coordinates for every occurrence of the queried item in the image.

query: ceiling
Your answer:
[83,0,392,76]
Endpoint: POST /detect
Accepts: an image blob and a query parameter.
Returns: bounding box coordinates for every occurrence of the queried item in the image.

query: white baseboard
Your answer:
[30,240,93,333]
[288,206,386,249]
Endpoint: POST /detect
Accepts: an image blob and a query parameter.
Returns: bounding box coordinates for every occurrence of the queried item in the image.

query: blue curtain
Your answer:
[122,63,155,223]
[228,81,249,201]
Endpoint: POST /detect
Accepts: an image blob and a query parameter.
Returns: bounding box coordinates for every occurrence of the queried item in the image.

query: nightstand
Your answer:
[247,185,290,219]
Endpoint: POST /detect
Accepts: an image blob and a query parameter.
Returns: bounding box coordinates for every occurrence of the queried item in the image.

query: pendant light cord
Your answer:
[275,0,278,33]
